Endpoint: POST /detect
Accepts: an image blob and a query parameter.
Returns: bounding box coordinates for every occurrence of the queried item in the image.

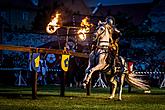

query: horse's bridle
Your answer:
[94,24,113,40]
[94,25,106,41]
[94,24,114,48]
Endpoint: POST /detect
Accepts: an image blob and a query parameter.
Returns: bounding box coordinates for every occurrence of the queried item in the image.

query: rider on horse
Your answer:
[83,16,150,100]
[83,16,121,84]
[105,16,122,69]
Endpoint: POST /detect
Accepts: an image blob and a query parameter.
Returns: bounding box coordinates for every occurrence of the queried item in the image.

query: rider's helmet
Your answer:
[105,16,115,26]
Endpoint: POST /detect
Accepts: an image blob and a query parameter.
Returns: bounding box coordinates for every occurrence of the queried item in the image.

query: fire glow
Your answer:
[46,12,61,34]
[77,17,93,41]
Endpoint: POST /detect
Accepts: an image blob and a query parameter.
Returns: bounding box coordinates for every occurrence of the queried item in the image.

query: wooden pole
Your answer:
[60,70,65,96]
[0,44,88,58]
[86,80,91,96]
[32,71,37,99]
[60,27,69,97]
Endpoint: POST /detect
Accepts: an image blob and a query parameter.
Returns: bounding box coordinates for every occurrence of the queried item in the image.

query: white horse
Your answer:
[82,20,150,100]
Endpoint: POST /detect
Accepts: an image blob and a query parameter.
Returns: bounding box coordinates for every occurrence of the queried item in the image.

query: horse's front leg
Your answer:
[82,52,94,87]
[118,73,125,101]
[85,55,107,84]
[109,76,117,99]
[82,67,92,88]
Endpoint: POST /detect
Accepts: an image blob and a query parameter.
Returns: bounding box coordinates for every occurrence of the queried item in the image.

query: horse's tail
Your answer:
[125,72,150,90]
[119,56,150,90]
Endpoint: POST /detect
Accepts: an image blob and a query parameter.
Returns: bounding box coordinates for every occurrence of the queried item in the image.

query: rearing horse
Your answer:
[82,20,150,100]
[83,20,113,83]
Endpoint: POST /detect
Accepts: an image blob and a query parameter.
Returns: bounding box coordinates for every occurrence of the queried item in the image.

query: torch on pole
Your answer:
[46,13,93,96]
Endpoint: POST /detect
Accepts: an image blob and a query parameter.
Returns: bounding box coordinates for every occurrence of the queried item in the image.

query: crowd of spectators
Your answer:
[0,52,29,68]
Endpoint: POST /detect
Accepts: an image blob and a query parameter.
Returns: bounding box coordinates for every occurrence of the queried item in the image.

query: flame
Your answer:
[77,17,93,41]
[46,12,62,34]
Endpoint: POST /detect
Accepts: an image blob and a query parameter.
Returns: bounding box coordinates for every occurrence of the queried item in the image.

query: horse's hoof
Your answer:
[117,99,122,101]
[144,90,151,94]
[81,83,86,89]
[108,96,114,99]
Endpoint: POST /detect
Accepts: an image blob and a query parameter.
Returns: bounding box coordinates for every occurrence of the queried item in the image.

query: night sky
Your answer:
[84,0,153,7]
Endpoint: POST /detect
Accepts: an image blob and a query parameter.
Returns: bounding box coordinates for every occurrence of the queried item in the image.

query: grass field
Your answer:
[0,86,165,110]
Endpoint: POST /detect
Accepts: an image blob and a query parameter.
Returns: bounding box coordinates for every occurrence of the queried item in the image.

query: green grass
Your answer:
[0,86,165,110]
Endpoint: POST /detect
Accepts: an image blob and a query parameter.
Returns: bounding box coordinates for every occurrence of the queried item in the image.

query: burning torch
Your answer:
[46,12,62,34]
[77,17,93,41]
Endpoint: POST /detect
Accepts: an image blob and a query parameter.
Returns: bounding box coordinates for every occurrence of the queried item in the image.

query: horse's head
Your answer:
[93,20,113,45]
[93,21,105,39]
